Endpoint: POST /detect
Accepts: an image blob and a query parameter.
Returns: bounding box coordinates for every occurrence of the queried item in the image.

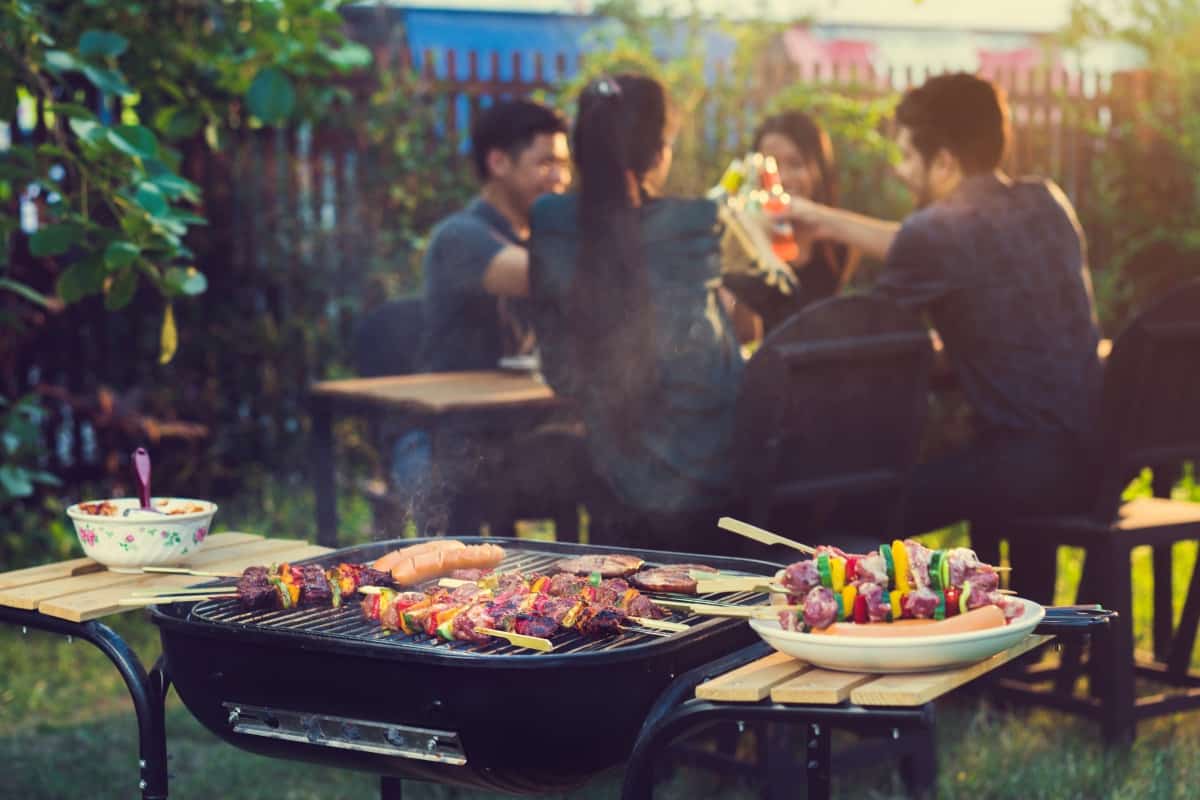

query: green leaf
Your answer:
[153,106,204,140]
[69,117,106,146]
[29,223,82,257]
[104,268,138,310]
[30,470,62,487]
[0,277,54,308]
[79,30,129,58]
[56,257,106,303]
[107,125,157,159]
[0,465,34,498]
[47,102,97,121]
[81,64,132,97]
[43,50,76,73]
[246,66,296,125]
[164,266,207,297]
[325,43,373,71]
[159,303,178,364]
[148,172,200,201]
[134,182,168,217]
[104,241,140,269]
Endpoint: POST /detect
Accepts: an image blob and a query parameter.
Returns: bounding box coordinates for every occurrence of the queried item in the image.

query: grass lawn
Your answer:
[4,480,1200,799]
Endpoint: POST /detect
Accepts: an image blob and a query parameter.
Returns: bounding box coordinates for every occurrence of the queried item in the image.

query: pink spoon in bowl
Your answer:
[123,447,167,516]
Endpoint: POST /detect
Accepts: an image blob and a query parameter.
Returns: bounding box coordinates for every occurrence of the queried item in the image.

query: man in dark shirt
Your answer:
[406,99,570,534]
[778,74,1102,579]
[421,99,571,371]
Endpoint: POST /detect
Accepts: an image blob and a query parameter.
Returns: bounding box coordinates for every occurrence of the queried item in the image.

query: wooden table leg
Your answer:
[311,394,338,548]
[1099,539,1136,745]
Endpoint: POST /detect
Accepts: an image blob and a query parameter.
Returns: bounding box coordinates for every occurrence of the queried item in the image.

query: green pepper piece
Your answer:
[588,571,602,587]
[941,556,951,593]
[436,618,456,641]
[934,590,946,621]
[880,545,895,590]
[960,580,972,615]
[817,553,832,588]
[929,551,943,592]
[833,592,845,622]
[329,575,341,609]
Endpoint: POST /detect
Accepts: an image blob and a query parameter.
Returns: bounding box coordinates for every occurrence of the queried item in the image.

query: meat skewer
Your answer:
[123,562,395,608]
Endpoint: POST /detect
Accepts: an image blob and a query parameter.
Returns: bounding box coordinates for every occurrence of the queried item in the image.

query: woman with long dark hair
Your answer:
[529,73,772,550]
[733,110,855,330]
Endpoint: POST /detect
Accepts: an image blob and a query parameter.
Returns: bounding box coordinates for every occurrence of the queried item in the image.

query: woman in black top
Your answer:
[738,110,854,330]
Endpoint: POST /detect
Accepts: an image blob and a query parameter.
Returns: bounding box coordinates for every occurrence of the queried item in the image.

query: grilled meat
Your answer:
[576,606,626,637]
[630,564,718,594]
[553,554,644,579]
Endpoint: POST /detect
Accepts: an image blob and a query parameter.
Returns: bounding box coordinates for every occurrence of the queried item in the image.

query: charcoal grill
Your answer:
[151,537,781,794]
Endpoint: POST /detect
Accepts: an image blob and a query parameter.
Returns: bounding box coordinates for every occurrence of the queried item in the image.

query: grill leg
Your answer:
[0,608,170,799]
[380,776,403,799]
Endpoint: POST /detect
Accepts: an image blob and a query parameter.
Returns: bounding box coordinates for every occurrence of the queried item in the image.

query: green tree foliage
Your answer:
[1061,0,1200,327]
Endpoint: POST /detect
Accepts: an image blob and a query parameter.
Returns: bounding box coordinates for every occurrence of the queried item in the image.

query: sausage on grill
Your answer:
[630,564,719,594]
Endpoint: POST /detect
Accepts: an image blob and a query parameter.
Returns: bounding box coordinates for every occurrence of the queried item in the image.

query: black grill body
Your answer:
[151,538,780,794]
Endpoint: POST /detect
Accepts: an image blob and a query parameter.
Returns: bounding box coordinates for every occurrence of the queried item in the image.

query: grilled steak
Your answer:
[553,554,644,578]
[630,564,719,594]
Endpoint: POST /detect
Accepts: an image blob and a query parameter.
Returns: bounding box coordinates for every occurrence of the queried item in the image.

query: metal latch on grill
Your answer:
[223,702,467,765]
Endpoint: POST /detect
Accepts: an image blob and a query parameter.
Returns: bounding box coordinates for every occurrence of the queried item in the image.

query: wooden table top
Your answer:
[310,370,559,415]
[0,533,330,623]
[695,634,1051,708]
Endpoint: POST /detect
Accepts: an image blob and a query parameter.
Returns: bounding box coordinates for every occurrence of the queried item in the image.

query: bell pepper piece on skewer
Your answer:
[891,540,910,594]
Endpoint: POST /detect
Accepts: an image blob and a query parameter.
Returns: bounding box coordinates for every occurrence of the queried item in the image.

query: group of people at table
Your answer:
[399,70,1102,568]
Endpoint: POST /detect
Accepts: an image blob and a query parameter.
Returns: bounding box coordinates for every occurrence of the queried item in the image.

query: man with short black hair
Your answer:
[408,98,571,535]
[779,73,1102,558]
[421,99,571,371]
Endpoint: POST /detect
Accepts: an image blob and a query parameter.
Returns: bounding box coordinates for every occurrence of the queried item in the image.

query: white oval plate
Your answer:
[748,598,1045,673]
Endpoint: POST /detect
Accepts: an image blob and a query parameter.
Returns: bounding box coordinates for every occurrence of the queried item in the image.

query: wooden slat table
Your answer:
[0,533,332,800]
[622,635,1053,800]
[309,370,566,545]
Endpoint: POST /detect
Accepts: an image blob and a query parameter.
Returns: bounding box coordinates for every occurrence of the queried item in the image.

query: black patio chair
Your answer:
[975,277,1200,743]
[733,293,934,556]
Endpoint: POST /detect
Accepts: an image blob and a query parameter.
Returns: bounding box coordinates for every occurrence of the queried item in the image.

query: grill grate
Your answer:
[188,547,772,657]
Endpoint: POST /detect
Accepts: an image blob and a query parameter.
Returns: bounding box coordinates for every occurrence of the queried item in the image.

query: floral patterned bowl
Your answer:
[66,497,218,573]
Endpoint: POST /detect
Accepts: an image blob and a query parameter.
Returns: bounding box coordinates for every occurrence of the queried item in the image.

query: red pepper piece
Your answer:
[845,556,858,584]
[853,593,868,625]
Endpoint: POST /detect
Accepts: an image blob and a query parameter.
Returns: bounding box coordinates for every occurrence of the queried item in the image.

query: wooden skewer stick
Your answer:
[693,577,789,594]
[628,616,689,632]
[656,600,801,619]
[129,586,234,597]
[141,566,240,578]
[475,628,554,652]
[118,593,235,606]
[717,517,816,555]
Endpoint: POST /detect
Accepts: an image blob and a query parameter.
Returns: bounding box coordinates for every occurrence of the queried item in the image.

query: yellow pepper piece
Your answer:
[530,576,549,594]
[841,584,857,618]
[889,590,904,620]
[891,540,910,594]
[561,602,583,629]
[831,557,846,593]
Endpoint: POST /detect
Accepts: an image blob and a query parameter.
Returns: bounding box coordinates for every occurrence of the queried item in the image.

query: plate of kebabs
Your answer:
[745,539,1045,673]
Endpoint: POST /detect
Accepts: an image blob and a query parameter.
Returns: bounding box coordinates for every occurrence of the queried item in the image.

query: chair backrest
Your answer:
[1094,278,1200,519]
[352,296,424,377]
[733,294,933,539]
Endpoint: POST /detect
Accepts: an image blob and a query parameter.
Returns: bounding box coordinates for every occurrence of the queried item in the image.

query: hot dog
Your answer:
[809,605,1006,638]
[389,542,506,586]
[372,539,465,573]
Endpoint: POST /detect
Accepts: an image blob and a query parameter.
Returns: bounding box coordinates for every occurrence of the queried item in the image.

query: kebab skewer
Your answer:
[360,573,676,646]
[122,562,395,608]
